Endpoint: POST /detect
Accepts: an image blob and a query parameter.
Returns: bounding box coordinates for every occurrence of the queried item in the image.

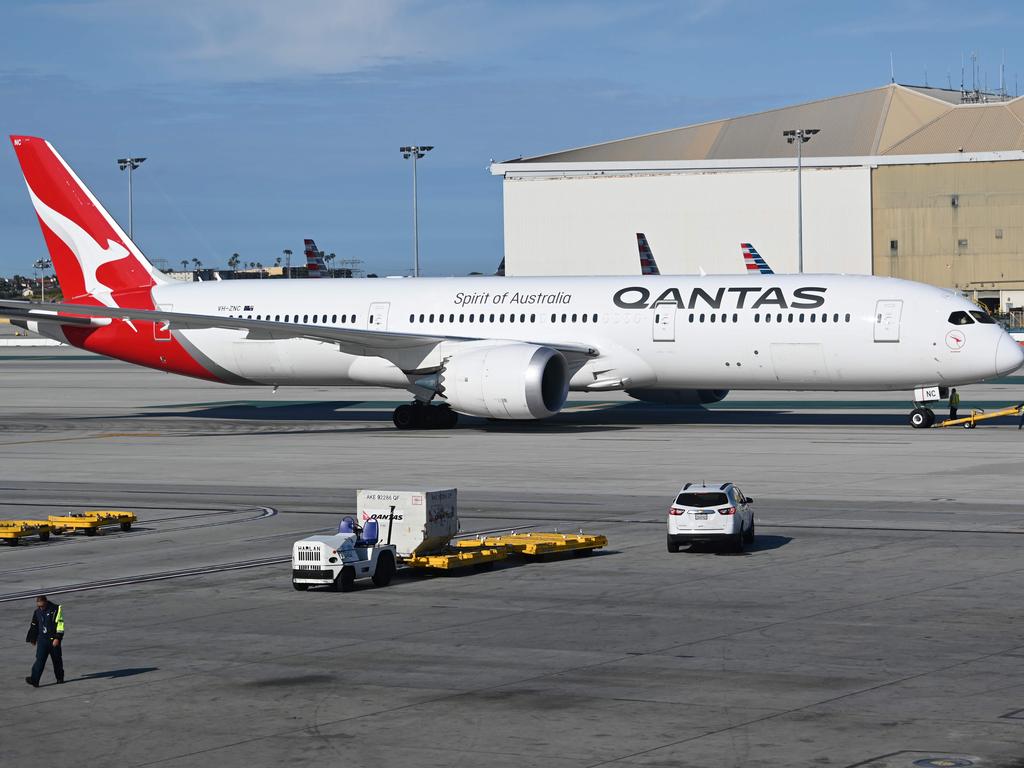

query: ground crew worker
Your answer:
[25,595,64,687]
[949,388,960,421]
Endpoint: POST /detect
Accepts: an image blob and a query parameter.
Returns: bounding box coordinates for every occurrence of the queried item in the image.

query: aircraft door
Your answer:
[368,302,390,331]
[154,304,172,341]
[652,305,676,342]
[873,300,902,343]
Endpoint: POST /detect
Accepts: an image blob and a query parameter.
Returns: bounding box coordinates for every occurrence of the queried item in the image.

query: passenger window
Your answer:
[459,314,465,322]
[409,314,415,323]
[449,314,455,322]
[777,314,783,323]
[710,313,716,323]
[429,314,435,322]
[699,313,706,322]
[499,314,505,322]
[275,315,280,321]
[284,315,290,322]
[521,314,527,322]
[332,314,337,323]
[764,314,770,323]
[969,311,995,325]
[845,313,851,322]
[821,313,827,323]
[581,314,587,323]
[592,314,597,323]
[438,314,444,323]
[530,314,536,322]
[561,314,567,322]
[342,314,348,323]
[732,313,738,323]
[810,313,816,322]
[352,316,356,323]
[799,313,804,322]
[832,313,839,322]
[689,313,695,323]
[754,313,760,323]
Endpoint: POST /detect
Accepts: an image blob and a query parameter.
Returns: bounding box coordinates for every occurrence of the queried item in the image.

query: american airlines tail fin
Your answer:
[636,233,660,276]
[304,238,327,278]
[741,243,774,275]
[9,136,168,307]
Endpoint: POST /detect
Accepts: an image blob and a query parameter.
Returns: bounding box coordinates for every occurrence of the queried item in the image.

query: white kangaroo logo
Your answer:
[27,184,133,309]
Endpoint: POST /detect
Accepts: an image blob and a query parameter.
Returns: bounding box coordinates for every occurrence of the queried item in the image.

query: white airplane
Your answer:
[3,135,1021,430]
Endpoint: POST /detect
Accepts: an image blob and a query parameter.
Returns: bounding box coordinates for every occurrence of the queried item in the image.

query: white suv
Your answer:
[667,482,755,553]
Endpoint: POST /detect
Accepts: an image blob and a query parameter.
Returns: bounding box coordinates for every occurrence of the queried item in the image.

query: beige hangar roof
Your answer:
[509,84,1024,163]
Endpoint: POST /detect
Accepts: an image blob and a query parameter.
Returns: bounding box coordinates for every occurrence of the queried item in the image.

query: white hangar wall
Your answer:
[500,166,873,277]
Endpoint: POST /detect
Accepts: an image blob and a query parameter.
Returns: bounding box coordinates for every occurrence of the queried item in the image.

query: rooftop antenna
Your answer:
[889,51,895,83]
[961,51,965,93]
[947,69,953,90]
[972,51,978,91]
[924,66,929,87]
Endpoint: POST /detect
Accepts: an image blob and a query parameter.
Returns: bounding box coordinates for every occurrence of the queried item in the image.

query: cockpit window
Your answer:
[948,311,974,326]
[969,310,997,325]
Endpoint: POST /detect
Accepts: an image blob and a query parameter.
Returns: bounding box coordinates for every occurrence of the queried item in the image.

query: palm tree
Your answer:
[192,258,202,271]
[228,253,240,271]
[256,261,264,279]
[181,260,189,272]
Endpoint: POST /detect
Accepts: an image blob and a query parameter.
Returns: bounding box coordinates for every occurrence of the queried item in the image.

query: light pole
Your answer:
[283,249,292,278]
[33,258,51,302]
[400,145,433,277]
[117,156,146,240]
[782,129,819,273]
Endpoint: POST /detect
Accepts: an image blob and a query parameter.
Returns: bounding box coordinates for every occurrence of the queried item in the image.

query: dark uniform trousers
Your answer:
[31,638,64,684]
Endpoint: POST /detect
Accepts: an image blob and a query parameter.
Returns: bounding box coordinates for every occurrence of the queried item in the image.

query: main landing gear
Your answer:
[392,401,459,430]
[909,406,936,429]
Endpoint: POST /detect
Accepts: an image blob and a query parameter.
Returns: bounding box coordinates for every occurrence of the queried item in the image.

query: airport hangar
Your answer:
[491,82,1024,320]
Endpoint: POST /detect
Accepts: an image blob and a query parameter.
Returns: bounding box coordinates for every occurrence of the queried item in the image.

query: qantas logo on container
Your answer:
[612,285,827,310]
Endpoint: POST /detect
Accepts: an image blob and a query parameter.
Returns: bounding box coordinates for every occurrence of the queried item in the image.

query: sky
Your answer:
[0,0,1021,277]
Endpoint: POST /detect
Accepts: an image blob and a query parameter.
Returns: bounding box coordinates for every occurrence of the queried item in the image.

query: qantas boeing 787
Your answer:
[3,135,1021,429]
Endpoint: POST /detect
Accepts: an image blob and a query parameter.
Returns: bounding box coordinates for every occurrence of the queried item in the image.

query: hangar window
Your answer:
[970,311,996,325]
[996,228,1004,239]
[957,238,969,249]
[890,239,898,252]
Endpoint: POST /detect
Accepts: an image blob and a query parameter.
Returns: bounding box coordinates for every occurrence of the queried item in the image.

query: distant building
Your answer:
[491,83,1024,316]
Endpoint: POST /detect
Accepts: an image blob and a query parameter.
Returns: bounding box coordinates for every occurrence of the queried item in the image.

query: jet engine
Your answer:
[438,343,569,419]
[625,388,730,405]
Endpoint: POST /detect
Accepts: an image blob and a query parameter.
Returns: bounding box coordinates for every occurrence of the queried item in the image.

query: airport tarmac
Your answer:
[2,346,1024,768]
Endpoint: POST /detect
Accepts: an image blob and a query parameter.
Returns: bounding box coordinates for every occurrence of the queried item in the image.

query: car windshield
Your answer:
[675,492,729,507]
[969,310,997,325]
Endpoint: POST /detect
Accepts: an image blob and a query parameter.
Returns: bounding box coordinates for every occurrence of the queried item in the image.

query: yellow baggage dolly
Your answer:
[0,520,52,545]
[47,510,137,536]
[938,403,1024,429]
[455,531,608,558]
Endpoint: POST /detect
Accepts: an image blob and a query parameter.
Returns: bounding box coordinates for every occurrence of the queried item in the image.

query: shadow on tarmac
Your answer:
[129,400,914,431]
[70,667,159,682]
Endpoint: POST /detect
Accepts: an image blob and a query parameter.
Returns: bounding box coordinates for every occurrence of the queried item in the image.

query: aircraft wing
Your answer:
[0,300,599,359]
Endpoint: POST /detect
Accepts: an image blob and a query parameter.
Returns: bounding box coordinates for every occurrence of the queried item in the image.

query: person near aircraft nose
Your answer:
[949,388,960,421]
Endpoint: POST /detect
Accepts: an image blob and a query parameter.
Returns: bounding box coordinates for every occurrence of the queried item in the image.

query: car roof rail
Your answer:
[682,482,691,490]
[719,482,732,490]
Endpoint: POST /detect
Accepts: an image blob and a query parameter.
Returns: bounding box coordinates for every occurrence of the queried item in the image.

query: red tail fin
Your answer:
[9,136,167,307]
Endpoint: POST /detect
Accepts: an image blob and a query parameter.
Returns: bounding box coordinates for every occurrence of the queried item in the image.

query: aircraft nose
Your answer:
[995,333,1024,376]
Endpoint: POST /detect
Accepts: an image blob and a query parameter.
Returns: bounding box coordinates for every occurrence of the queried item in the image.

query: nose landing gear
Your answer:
[392,401,459,430]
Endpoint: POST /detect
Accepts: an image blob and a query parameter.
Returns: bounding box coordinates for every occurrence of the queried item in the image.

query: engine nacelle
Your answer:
[440,343,569,419]
[625,388,730,405]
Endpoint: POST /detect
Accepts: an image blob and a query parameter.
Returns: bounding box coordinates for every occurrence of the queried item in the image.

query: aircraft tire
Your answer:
[909,408,933,428]
[393,404,417,429]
